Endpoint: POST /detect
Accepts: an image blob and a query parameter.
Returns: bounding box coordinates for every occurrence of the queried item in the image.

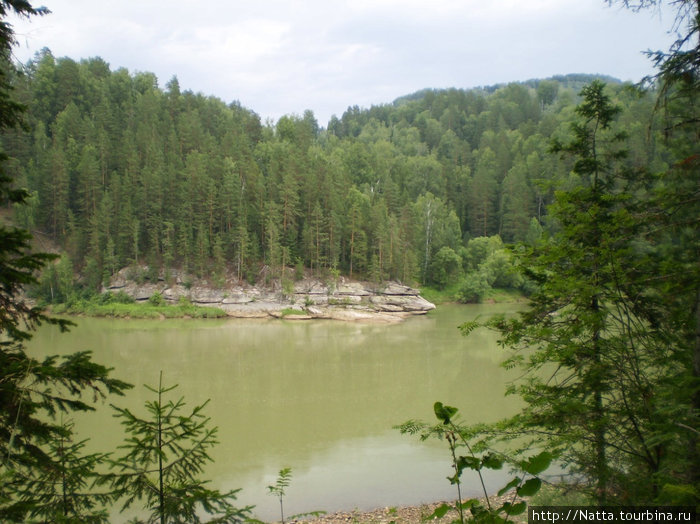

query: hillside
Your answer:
[2,53,668,302]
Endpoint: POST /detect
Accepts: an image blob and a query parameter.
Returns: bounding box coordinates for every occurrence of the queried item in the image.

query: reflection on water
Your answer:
[26,303,523,521]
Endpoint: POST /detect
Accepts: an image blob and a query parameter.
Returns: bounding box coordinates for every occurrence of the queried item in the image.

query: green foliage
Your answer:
[294,259,305,281]
[3,49,667,287]
[429,246,463,288]
[529,485,592,507]
[148,292,165,306]
[2,0,696,515]
[280,307,304,317]
[267,467,292,499]
[56,296,228,319]
[4,422,112,523]
[524,217,543,247]
[103,290,135,304]
[479,250,522,290]
[0,6,133,520]
[260,466,324,524]
[281,278,295,299]
[0,347,131,521]
[267,467,292,524]
[610,0,700,497]
[656,484,700,506]
[105,372,252,523]
[457,272,491,304]
[454,235,529,303]
[399,403,549,524]
[461,236,503,272]
[469,80,698,504]
[417,281,463,304]
[32,254,75,304]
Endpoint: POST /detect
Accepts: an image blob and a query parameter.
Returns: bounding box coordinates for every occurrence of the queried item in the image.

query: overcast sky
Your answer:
[9,0,678,126]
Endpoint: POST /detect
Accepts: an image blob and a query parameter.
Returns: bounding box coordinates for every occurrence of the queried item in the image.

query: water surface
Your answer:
[27,303,522,521]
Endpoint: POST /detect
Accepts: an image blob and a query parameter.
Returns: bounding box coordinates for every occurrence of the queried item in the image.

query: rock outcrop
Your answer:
[104,268,435,322]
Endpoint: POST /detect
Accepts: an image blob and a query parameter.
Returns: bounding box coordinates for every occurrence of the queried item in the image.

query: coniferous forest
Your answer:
[1,0,699,521]
[2,53,674,300]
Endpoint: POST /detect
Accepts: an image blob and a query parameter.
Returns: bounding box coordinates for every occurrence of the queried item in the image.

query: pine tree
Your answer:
[467,147,498,237]
[499,163,534,242]
[345,187,368,278]
[265,203,282,279]
[369,198,390,282]
[304,200,327,274]
[397,203,418,283]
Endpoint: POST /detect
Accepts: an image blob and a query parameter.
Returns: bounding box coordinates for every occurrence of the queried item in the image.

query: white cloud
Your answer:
[7,0,678,124]
[161,20,291,69]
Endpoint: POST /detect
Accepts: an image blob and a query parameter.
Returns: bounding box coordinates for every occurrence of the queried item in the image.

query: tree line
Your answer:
[2,51,672,296]
[402,0,699,510]
[1,0,698,520]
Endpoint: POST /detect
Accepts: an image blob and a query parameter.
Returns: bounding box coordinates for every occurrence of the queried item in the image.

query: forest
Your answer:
[1,0,699,520]
[1,52,671,299]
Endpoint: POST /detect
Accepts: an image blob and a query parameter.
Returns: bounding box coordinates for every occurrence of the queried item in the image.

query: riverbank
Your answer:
[99,267,436,322]
[419,283,527,306]
[50,296,229,319]
[290,483,587,524]
[289,494,527,524]
[293,501,457,524]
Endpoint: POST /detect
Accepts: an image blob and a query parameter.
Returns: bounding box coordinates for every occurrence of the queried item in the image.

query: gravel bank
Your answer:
[290,495,527,524]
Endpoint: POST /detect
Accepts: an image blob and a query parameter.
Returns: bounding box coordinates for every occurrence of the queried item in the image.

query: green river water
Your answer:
[25,303,523,522]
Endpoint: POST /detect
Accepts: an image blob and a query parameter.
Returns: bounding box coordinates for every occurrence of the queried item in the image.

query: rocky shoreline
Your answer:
[104,267,436,322]
[287,493,527,524]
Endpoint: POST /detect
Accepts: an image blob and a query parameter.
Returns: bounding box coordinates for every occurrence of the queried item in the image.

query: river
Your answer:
[25,303,523,522]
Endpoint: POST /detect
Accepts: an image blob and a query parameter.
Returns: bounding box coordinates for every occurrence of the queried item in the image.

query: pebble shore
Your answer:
[290,495,527,524]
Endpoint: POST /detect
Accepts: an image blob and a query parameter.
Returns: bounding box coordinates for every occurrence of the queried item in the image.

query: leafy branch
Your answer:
[399,402,551,524]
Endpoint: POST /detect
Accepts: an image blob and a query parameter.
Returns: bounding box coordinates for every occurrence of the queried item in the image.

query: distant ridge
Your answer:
[392,73,623,106]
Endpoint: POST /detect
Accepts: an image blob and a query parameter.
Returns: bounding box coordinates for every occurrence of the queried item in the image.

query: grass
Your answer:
[529,483,594,506]
[280,307,306,317]
[483,287,526,303]
[419,282,462,304]
[327,297,352,306]
[420,283,525,305]
[52,298,228,319]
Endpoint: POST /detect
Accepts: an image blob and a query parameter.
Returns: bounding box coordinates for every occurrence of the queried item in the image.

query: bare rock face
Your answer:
[334,282,371,296]
[370,293,436,312]
[104,268,436,321]
[380,282,420,296]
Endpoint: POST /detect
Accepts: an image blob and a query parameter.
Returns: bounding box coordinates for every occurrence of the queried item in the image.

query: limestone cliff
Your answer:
[104,267,435,322]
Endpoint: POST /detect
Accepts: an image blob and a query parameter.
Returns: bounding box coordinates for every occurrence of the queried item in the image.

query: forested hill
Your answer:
[389,73,622,106]
[2,51,668,294]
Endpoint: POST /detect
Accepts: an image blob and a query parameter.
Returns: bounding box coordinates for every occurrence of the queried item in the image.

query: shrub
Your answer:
[429,246,462,289]
[113,290,135,304]
[462,235,503,272]
[457,272,491,303]
[480,249,524,289]
[282,278,295,298]
[148,292,165,306]
[294,259,305,281]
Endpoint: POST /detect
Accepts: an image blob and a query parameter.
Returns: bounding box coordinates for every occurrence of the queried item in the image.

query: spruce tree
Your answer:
[476,81,674,503]
[0,3,131,521]
[6,422,111,523]
[105,373,251,524]
[608,0,699,496]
